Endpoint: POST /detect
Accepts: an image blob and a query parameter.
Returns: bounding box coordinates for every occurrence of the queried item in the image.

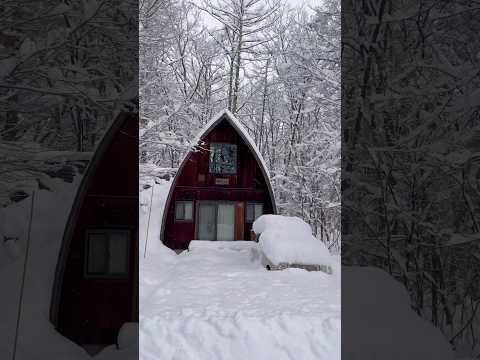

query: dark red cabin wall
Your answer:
[163,118,274,250]
[57,114,138,346]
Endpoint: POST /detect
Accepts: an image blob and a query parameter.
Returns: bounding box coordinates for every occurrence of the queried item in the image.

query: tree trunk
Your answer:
[231,0,244,114]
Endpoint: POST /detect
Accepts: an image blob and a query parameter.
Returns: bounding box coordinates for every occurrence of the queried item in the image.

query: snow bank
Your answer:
[141,312,339,360]
[1,167,146,360]
[0,176,94,360]
[140,238,341,360]
[188,240,258,252]
[253,215,332,268]
[139,164,176,261]
[343,266,455,360]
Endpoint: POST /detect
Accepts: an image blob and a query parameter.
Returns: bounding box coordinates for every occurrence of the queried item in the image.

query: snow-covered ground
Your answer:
[139,165,460,360]
[0,160,462,360]
[139,171,341,360]
[140,241,340,360]
[0,175,96,360]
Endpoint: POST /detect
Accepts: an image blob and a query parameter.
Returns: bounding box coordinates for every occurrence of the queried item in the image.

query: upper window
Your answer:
[84,229,129,278]
[209,143,237,174]
[246,203,263,223]
[175,201,193,221]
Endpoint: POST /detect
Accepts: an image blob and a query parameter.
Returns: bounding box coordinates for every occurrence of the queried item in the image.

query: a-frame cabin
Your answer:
[161,110,276,251]
[50,112,138,354]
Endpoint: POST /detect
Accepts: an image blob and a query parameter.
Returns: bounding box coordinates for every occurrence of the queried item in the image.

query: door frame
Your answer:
[195,200,240,241]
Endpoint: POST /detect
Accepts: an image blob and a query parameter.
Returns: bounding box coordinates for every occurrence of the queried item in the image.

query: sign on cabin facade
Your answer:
[161,110,277,250]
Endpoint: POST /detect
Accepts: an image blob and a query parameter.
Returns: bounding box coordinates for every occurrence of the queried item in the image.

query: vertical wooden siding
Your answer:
[163,119,274,250]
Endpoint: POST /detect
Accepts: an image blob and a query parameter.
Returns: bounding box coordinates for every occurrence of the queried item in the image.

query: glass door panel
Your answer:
[216,204,235,241]
[198,203,216,240]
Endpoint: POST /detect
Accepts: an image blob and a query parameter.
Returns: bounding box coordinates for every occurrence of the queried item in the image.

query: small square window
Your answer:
[209,143,237,174]
[246,203,263,222]
[85,229,129,278]
[175,201,193,221]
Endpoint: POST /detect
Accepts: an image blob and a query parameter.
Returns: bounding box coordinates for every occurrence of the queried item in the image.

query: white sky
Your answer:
[194,0,319,30]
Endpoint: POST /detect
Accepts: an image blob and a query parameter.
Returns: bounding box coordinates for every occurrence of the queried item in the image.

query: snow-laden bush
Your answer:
[253,215,332,269]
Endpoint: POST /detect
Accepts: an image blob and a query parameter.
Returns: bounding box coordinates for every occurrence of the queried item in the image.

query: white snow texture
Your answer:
[253,214,332,267]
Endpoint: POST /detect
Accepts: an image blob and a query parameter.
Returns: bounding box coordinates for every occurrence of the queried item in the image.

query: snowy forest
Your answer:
[139,0,341,252]
[342,0,480,357]
[0,0,137,206]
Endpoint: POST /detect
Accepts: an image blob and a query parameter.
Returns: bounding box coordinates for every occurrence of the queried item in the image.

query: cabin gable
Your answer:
[50,113,138,351]
[161,111,276,250]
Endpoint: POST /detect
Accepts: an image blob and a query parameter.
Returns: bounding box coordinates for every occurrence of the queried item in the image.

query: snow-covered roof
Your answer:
[194,109,271,179]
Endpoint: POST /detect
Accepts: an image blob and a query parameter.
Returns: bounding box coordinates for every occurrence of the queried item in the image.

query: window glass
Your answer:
[216,204,235,241]
[184,202,193,220]
[85,230,129,277]
[246,203,263,222]
[198,203,216,240]
[246,204,254,222]
[87,233,108,274]
[175,201,193,221]
[108,232,128,274]
[175,202,184,220]
[254,204,263,220]
[209,143,237,174]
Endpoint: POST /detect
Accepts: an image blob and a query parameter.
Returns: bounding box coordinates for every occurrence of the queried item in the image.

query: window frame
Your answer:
[83,228,130,279]
[246,202,264,223]
[175,201,194,222]
[209,142,237,175]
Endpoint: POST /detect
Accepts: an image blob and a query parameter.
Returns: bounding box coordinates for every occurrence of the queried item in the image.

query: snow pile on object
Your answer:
[253,215,332,268]
[343,266,454,360]
[253,214,312,235]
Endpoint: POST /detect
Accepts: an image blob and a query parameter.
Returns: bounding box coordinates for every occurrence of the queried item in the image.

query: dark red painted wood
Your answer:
[163,118,274,250]
[56,114,138,347]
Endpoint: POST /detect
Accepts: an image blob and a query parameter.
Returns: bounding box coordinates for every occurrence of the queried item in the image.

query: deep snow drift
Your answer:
[140,165,458,360]
[139,173,341,360]
[140,240,341,360]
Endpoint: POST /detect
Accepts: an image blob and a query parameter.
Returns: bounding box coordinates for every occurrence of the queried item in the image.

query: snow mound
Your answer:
[117,322,138,350]
[141,312,339,360]
[138,166,176,261]
[343,266,455,360]
[188,240,258,252]
[253,215,332,268]
[140,241,340,360]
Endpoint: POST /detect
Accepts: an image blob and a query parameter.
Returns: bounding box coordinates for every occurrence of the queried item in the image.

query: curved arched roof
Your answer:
[50,112,137,326]
[160,109,277,242]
